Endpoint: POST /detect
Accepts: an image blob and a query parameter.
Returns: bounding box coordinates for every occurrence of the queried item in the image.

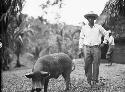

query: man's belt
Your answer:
[84,45,100,48]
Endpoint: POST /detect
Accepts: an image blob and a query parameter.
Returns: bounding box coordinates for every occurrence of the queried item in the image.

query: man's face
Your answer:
[87,16,96,24]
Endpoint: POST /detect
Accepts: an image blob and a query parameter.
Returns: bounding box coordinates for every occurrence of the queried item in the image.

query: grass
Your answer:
[1,53,125,92]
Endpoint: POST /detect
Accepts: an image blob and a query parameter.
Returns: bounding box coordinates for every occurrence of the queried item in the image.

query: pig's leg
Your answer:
[62,72,71,91]
[44,79,49,92]
[31,88,35,92]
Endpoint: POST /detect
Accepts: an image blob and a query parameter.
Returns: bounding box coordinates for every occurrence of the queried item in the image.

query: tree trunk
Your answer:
[14,38,23,67]
[57,36,62,52]
[0,18,10,70]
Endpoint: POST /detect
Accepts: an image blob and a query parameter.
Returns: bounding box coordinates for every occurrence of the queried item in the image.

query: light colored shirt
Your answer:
[79,24,109,48]
[108,36,115,45]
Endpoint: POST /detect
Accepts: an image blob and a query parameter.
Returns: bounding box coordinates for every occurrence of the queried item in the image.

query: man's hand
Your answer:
[100,43,105,48]
[79,48,83,52]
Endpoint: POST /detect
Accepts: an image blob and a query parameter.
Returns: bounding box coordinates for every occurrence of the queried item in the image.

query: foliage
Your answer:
[103,0,125,16]
[0,0,26,70]
[23,18,81,60]
[0,0,64,69]
[96,0,125,40]
[40,0,63,16]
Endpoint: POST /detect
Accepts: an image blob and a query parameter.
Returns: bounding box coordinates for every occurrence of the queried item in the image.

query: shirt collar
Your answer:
[86,24,96,28]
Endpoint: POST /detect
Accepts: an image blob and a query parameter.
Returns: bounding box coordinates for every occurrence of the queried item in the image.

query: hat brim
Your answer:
[84,14,98,19]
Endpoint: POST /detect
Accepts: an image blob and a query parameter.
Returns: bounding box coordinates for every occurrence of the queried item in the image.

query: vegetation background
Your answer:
[0,0,125,72]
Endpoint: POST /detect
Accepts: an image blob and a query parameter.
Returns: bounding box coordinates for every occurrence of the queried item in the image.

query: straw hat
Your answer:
[84,11,98,19]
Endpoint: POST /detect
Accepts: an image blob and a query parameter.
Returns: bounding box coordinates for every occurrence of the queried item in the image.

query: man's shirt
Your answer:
[79,24,109,48]
[108,36,115,45]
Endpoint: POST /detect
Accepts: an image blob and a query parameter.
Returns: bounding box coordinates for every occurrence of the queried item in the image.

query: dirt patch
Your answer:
[1,57,125,92]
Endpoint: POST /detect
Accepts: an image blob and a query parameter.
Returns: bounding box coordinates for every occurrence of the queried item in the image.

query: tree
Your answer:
[95,0,125,58]
[96,0,125,32]
[0,0,25,70]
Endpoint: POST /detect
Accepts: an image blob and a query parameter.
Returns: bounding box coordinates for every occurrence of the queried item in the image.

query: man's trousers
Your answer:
[83,45,101,83]
[106,45,114,63]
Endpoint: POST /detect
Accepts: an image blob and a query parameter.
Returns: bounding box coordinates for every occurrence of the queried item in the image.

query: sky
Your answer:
[22,0,109,26]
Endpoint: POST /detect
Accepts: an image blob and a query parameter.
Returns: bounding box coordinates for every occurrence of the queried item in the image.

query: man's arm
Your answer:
[99,25,109,44]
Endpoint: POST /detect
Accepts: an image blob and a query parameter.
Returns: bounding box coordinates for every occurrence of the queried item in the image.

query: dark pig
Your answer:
[25,53,75,92]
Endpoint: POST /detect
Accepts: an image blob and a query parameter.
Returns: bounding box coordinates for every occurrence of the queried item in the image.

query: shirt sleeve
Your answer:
[79,26,85,48]
[109,36,115,45]
[112,37,115,45]
[99,25,109,44]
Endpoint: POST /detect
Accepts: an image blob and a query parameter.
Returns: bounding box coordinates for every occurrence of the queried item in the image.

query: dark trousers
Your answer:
[106,45,114,64]
[83,45,101,82]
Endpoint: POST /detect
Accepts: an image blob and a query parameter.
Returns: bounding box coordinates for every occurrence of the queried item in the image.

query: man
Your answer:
[106,30,115,66]
[79,11,109,87]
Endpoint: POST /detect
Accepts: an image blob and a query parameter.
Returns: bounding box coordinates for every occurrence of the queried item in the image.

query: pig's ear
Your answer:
[40,71,50,77]
[25,73,34,78]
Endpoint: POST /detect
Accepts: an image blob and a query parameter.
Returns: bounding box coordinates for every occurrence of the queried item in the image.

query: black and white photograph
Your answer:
[1,0,125,92]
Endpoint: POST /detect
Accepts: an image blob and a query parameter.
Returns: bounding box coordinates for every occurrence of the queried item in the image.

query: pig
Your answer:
[25,52,75,92]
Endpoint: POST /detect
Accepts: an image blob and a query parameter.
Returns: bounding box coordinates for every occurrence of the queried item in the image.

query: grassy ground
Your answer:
[1,53,125,92]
